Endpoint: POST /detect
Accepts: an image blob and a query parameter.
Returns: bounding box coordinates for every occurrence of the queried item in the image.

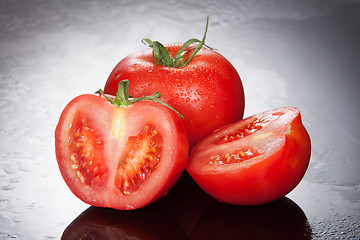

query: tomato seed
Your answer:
[217,113,284,145]
[69,116,106,185]
[115,124,162,195]
[210,148,262,165]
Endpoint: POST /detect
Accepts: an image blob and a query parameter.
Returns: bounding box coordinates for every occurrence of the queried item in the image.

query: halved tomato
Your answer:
[186,107,311,206]
[55,81,188,210]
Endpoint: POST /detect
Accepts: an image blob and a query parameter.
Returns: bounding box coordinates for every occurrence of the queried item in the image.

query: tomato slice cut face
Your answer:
[68,113,107,186]
[55,94,188,210]
[115,124,162,195]
[186,107,311,206]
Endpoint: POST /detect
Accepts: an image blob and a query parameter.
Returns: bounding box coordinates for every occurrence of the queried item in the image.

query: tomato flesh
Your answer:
[210,112,285,164]
[115,124,161,195]
[55,94,189,210]
[186,107,311,206]
[68,114,107,185]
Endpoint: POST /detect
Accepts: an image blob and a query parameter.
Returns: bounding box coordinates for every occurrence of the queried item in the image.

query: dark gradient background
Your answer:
[0,0,359,239]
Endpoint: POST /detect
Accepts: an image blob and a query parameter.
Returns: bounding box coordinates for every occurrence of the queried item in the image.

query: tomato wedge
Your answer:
[186,107,311,206]
[55,81,188,210]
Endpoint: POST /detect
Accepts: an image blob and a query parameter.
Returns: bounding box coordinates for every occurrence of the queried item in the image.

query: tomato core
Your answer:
[115,125,162,195]
[68,114,107,185]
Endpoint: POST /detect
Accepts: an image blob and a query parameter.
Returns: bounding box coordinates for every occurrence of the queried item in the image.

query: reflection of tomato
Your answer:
[62,205,188,240]
[158,171,216,236]
[55,81,188,210]
[104,44,245,147]
[190,197,312,240]
[187,107,311,205]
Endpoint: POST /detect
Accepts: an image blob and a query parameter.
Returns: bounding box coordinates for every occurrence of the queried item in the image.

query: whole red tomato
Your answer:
[55,80,188,210]
[186,107,311,206]
[104,19,245,147]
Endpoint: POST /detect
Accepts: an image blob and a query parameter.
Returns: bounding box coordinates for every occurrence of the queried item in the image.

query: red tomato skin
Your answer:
[186,107,311,206]
[104,44,245,147]
[55,95,113,207]
[55,94,189,210]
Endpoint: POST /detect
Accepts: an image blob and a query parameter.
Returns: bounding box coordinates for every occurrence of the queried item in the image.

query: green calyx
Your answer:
[142,16,213,68]
[96,80,183,119]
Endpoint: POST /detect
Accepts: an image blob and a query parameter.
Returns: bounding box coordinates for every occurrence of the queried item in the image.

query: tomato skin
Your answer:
[55,94,188,210]
[104,44,245,147]
[186,107,311,206]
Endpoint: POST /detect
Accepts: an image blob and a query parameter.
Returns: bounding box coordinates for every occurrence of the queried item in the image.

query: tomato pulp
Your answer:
[55,90,188,210]
[104,45,245,147]
[186,107,311,206]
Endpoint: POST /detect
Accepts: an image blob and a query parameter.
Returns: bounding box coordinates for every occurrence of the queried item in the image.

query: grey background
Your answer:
[1,0,359,238]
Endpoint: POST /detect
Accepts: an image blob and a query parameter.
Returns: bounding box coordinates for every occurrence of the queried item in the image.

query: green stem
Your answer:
[180,16,210,67]
[96,80,183,119]
[142,16,213,68]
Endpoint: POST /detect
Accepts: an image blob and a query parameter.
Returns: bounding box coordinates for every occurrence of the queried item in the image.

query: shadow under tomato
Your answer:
[61,172,216,240]
[61,203,188,240]
[61,172,312,240]
[157,171,218,236]
[190,197,313,240]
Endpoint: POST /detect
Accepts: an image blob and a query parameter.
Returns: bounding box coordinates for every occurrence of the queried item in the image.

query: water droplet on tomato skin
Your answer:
[196,89,203,95]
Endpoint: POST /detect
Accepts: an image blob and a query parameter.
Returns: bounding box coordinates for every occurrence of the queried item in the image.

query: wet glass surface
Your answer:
[0,0,359,239]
